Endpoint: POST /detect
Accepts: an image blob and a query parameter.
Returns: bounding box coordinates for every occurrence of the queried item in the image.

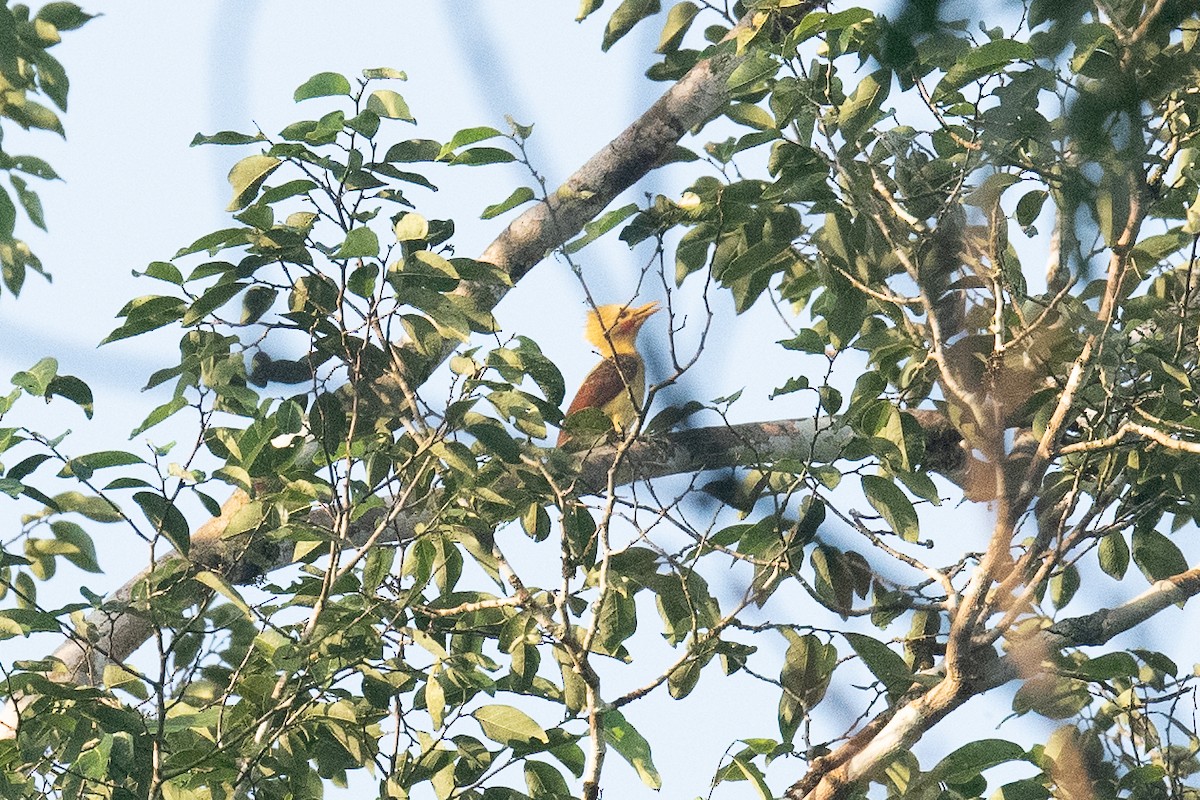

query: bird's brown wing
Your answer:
[564,354,641,416]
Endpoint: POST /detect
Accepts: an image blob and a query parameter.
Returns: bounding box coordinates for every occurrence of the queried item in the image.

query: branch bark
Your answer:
[0,409,957,737]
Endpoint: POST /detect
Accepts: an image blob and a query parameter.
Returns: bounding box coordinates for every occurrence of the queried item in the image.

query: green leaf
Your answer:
[811,544,853,611]
[861,475,919,542]
[481,186,535,220]
[133,491,190,555]
[1132,527,1187,582]
[193,570,252,617]
[727,52,779,93]
[1012,674,1089,719]
[142,261,183,284]
[474,704,549,746]
[11,175,45,230]
[11,99,64,136]
[446,127,501,149]
[240,285,277,324]
[1015,189,1048,230]
[524,761,570,799]
[844,633,914,694]
[385,139,442,163]
[11,155,59,180]
[726,102,776,131]
[728,756,772,800]
[366,89,414,121]
[103,295,187,343]
[174,227,250,258]
[181,281,247,326]
[935,40,1033,100]
[226,155,282,211]
[602,0,661,51]
[294,71,351,101]
[657,1,699,53]
[837,69,889,143]
[577,0,604,21]
[564,203,638,253]
[60,450,142,480]
[131,395,188,437]
[346,109,380,137]
[1074,651,1138,681]
[34,50,70,113]
[1049,564,1079,609]
[991,778,1052,800]
[49,520,100,572]
[1097,531,1129,579]
[602,710,662,790]
[12,356,58,395]
[310,392,347,453]
[335,226,380,258]
[778,633,836,741]
[362,67,407,80]
[51,490,123,522]
[448,147,515,166]
[190,130,265,146]
[929,739,1027,784]
[0,185,14,239]
[46,374,93,418]
[36,3,94,31]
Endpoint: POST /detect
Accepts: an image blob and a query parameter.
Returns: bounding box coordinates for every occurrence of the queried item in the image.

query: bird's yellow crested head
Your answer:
[586,301,659,354]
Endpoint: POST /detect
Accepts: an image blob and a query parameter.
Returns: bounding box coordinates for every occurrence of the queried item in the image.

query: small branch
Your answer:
[416,596,522,618]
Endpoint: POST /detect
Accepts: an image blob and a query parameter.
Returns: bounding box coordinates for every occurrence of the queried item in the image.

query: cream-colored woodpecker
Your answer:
[557,301,660,448]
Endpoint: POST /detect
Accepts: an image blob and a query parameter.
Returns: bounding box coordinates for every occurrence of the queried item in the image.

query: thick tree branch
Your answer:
[0,410,957,735]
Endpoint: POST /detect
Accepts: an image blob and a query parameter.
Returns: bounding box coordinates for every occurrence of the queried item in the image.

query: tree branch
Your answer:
[785,567,1200,800]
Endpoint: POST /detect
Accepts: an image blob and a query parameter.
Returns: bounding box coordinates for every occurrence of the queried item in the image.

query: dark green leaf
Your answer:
[49,520,101,572]
[727,52,779,93]
[181,281,247,326]
[134,491,190,555]
[11,176,44,230]
[1132,527,1187,582]
[524,761,570,799]
[929,739,1027,784]
[448,147,515,166]
[861,475,919,542]
[44,374,92,418]
[844,632,913,694]
[935,40,1033,100]
[35,3,94,31]
[190,130,265,147]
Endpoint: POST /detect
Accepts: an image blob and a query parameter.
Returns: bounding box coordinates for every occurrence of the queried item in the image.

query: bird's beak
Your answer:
[631,301,660,322]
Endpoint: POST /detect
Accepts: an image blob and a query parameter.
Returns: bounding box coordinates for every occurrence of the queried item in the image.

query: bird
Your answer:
[556,301,660,449]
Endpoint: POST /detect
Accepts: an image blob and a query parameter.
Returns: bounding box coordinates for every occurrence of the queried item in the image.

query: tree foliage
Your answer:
[0,0,92,295]
[6,1,1200,800]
